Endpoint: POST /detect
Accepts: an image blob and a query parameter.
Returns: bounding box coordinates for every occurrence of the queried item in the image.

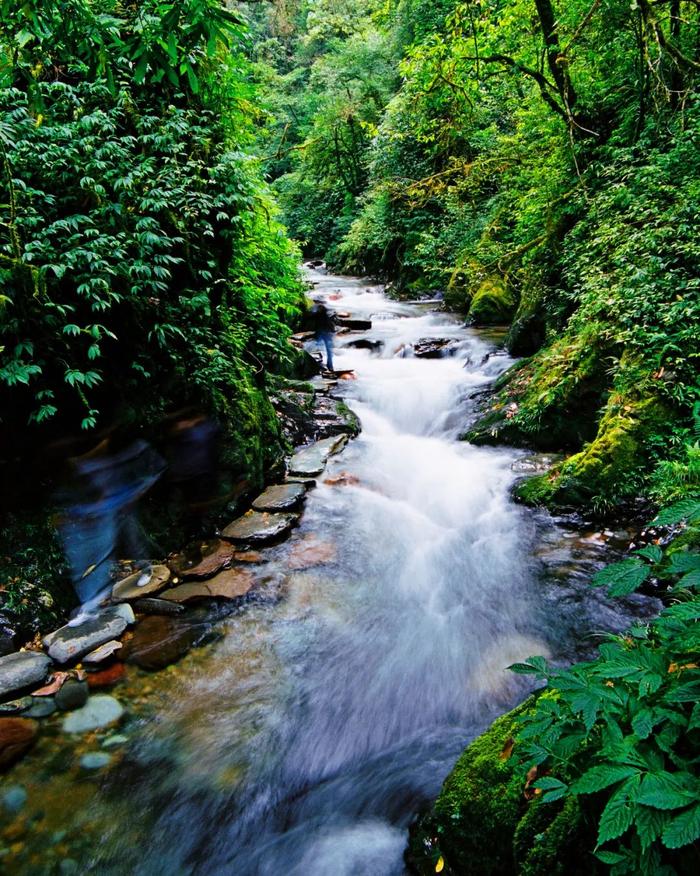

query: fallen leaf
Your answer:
[32,671,70,697]
[435,856,445,873]
[500,737,515,761]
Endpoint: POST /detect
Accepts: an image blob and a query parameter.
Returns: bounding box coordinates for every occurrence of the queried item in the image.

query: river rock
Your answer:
[86,663,125,689]
[54,680,89,712]
[0,717,38,770]
[112,564,171,601]
[25,697,56,718]
[132,598,185,616]
[288,435,348,477]
[336,317,372,330]
[123,616,203,671]
[2,784,27,813]
[221,511,299,545]
[413,338,456,358]
[345,338,383,353]
[0,612,16,656]
[171,540,237,579]
[62,695,124,733]
[252,483,307,513]
[0,651,52,700]
[159,568,256,603]
[0,697,31,715]
[83,640,122,665]
[43,607,131,664]
[287,536,337,570]
[80,751,112,770]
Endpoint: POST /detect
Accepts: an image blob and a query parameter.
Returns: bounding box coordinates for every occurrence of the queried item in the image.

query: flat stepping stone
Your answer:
[0,651,52,700]
[168,539,237,579]
[132,598,185,616]
[221,511,299,544]
[62,695,124,733]
[252,483,307,513]
[159,568,256,603]
[123,616,204,671]
[83,641,123,665]
[112,564,170,601]
[288,435,348,477]
[43,607,133,665]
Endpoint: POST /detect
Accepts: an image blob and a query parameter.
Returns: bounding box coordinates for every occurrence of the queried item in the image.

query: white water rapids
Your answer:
[80,271,655,875]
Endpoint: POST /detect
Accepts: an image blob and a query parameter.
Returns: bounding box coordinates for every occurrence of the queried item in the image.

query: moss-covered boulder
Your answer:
[506,273,547,356]
[463,327,608,451]
[514,390,670,511]
[406,699,598,876]
[467,278,517,325]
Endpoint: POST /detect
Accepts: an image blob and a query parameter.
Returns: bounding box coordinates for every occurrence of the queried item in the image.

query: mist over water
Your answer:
[85,272,653,875]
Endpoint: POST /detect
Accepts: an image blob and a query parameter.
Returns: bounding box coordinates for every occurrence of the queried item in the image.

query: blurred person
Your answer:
[55,436,165,622]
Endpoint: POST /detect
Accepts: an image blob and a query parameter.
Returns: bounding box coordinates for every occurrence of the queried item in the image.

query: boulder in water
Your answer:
[43,607,132,664]
[159,568,256,603]
[221,510,299,544]
[62,695,124,734]
[0,717,39,769]
[0,651,52,700]
[252,483,307,513]
[123,615,205,671]
[288,435,348,477]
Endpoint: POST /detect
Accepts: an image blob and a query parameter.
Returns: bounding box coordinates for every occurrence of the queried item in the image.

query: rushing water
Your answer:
[3,271,656,875]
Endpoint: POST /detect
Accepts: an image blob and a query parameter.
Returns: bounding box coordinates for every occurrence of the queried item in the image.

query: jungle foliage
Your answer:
[252,0,700,511]
[0,0,304,473]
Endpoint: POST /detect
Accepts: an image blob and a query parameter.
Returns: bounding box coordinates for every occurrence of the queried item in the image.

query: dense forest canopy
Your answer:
[251,0,700,511]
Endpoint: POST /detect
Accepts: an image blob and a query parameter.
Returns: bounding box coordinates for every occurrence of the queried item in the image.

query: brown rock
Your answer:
[171,539,237,579]
[112,564,171,601]
[0,717,38,771]
[123,616,202,671]
[233,550,265,564]
[221,511,299,545]
[159,568,256,603]
[323,472,360,487]
[287,536,337,570]
[86,662,125,689]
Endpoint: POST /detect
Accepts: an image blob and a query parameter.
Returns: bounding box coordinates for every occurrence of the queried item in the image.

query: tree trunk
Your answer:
[533,0,577,109]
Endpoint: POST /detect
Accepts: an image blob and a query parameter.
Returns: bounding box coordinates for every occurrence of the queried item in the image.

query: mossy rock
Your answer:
[515,391,671,511]
[467,278,517,326]
[464,328,608,451]
[506,273,547,356]
[406,697,600,876]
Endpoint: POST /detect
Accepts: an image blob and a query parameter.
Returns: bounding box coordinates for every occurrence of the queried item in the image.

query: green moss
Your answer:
[464,327,608,451]
[506,271,547,356]
[467,277,517,325]
[407,697,601,876]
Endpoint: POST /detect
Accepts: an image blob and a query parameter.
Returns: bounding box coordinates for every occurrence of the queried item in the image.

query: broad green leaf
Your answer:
[652,501,700,526]
[661,804,700,849]
[571,764,639,795]
[597,794,635,844]
[592,560,651,597]
[637,773,696,810]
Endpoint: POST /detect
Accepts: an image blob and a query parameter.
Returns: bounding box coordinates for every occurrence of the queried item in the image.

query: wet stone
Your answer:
[112,564,170,601]
[54,680,89,712]
[132,597,185,617]
[2,785,27,813]
[62,695,124,734]
[251,483,307,513]
[221,511,299,545]
[86,663,125,690]
[288,435,348,478]
[43,607,131,665]
[101,734,128,750]
[0,717,39,770]
[0,651,52,700]
[24,697,56,719]
[171,540,237,579]
[123,615,204,671]
[80,751,112,770]
[0,697,31,715]
[83,640,122,665]
[160,568,256,603]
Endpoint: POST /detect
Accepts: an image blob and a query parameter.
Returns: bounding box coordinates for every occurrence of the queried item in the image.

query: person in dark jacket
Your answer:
[310,299,335,371]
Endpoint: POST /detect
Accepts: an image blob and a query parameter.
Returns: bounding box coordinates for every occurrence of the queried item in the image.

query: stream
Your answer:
[2,270,657,875]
